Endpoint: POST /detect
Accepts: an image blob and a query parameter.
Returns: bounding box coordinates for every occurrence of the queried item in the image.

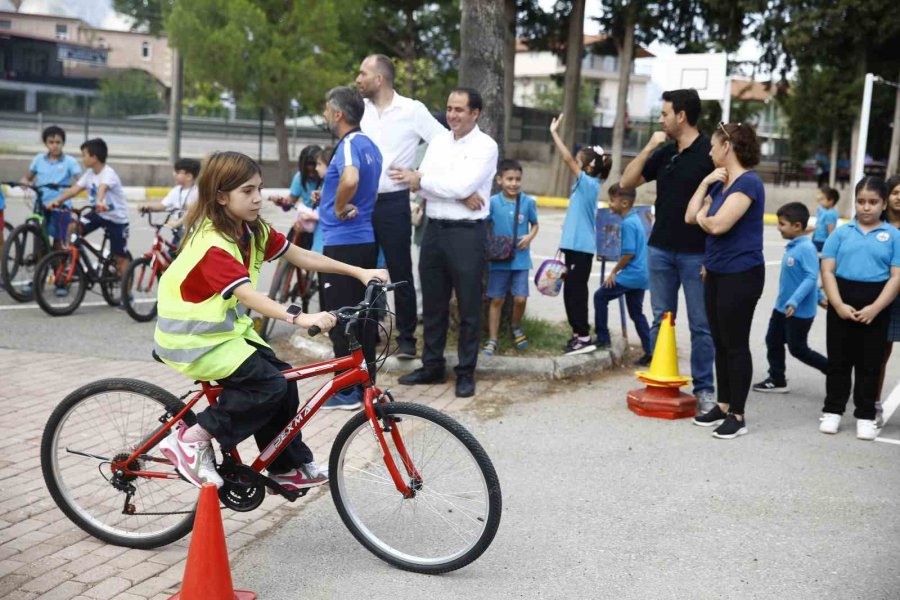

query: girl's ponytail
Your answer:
[581,146,613,180]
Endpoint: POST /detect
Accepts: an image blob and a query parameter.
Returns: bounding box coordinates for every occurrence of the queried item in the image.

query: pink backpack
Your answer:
[534,252,567,296]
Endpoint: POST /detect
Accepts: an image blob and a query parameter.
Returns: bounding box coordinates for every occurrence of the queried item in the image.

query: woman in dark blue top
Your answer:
[685,122,765,439]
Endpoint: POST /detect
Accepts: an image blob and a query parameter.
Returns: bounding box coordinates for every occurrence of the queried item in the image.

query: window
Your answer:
[141,41,151,60]
[23,49,49,75]
[55,24,68,40]
[0,20,11,30]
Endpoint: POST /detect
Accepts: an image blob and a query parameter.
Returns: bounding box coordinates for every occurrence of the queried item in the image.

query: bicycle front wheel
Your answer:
[122,256,159,322]
[100,255,122,306]
[330,402,502,574]
[1,222,48,302]
[34,250,86,316]
[41,378,198,548]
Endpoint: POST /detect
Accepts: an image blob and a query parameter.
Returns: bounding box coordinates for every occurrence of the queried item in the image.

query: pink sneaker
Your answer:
[158,423,224,488]
[269,462,329,493]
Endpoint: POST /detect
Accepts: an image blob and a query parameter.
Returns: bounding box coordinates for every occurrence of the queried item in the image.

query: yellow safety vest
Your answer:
[154,219,270,381]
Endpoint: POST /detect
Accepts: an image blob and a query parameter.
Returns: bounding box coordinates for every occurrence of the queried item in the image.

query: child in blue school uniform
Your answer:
[818,177,900,441]
[592,184,651,366]
[269,145,323,251]
[811,186,839,252]
[482,159,539,356]
[21,125,81,247]
[549,113,612,355]
[753,202,828,393]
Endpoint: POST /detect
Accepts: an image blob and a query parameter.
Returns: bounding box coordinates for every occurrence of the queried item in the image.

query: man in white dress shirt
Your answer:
[357,54,446,360]
[389,88,498,398]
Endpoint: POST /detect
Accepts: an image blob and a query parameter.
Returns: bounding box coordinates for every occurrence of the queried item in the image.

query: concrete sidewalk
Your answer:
[0,348,489,600]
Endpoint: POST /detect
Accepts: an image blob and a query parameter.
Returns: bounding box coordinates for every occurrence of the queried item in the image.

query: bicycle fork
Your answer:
[364,388,422,499]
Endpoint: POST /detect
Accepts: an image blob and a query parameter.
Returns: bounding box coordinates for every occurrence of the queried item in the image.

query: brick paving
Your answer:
[0,348,491,600]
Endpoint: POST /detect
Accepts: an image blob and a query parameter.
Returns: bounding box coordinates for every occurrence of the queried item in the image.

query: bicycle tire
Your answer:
[329,401,502,574]
[1,222,47,302]
[122,256,159,322]
[41,378,198,549]
[33,250,87,316]
[100,255,122,306]
[257,260,292,340]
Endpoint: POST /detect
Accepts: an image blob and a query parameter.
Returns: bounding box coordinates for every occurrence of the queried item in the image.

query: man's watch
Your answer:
[285,304,302,324]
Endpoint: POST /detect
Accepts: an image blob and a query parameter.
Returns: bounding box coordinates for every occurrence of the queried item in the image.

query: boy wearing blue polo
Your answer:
[21,125,81,247]
[482,160,539,356]
[811,186,839,252]
[753,203,828,393]
[593,184,652,365]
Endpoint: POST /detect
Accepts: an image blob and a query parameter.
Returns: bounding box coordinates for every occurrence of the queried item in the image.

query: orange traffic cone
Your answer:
[626,311,697,419]
[168,483,257,600]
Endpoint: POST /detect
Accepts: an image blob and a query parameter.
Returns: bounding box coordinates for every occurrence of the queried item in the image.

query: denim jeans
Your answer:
[593,283,651,353]
[765,309,828,384]
[648,246,714,393]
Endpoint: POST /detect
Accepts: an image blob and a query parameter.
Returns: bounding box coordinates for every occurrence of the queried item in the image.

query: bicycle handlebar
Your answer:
[307,279,408,337]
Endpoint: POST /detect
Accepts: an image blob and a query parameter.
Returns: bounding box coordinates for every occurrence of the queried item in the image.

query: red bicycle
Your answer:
[121,210,179,322]
[40,281,502,574]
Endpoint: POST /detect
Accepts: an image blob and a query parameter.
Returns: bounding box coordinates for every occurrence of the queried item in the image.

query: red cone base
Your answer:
[627,385,696,420]
[169,592,256,600]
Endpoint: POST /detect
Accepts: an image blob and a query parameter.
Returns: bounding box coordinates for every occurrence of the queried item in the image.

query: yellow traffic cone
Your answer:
[627,311,697,419]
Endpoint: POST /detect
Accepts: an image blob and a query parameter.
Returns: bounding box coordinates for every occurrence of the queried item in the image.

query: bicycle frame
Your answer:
[113,345,421,499]
[56,224,111,287]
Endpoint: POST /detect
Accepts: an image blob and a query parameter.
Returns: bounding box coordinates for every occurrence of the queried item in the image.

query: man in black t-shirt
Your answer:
[620,88,717,413]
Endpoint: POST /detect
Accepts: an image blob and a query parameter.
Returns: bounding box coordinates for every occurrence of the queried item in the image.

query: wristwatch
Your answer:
[285,304,302,324]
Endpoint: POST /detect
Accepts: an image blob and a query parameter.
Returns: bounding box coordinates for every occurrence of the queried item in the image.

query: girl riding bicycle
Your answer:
[155,151,386,491]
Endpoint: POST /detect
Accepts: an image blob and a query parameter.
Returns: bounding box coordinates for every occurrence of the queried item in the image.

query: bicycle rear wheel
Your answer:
[41,378,198,548]
[100,255,122,306]
[34,250,87,316]
[330,402,502,574]
[122,256,159,322]
[1,222,48,302]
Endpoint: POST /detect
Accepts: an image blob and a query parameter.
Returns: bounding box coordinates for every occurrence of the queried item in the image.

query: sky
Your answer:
[0,0,133,30]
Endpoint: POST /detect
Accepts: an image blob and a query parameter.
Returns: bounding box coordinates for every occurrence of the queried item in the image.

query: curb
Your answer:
[290,331,627,380]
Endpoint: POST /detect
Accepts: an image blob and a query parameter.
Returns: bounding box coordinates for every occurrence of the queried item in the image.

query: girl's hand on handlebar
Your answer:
[299,311,337,334]
[357,268,389,286]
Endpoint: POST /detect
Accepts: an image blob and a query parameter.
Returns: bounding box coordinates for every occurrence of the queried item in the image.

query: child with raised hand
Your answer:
[482,159,539,356]
[811,186,839,252]
[549,113,612,355]
[593,184,651,365]
[819,177,900,440]
[753,202,828,394]
[154,151,387,490]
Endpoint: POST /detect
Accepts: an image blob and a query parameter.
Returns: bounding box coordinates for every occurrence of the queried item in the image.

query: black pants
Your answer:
[321,242,379,376]
[824,277,890,420]
[563,250,593,337]
[705,265,765,415]
[197,342,312,474]
[419,219,486,377]
[372,189,417,346]
[765,309,828,384]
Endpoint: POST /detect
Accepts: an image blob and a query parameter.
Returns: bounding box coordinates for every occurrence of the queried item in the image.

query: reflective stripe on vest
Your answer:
[153,341,221,365]
[156,308,240,336]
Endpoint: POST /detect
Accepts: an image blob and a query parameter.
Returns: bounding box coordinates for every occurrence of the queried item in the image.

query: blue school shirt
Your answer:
[289,174,318,208]
[813,206,838,242]
[775,236,819,319]
[319,130,382,247]
[559,172,599,255]
[29,153,81,206]
[0,185,5,211]
[822,220,900,282]
[614,210,649,290]
[486,193,538,271]
[704,171,765,273]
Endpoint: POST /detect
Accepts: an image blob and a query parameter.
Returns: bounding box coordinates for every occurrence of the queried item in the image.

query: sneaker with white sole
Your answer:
[693,404,727,427]
[752,378,789,393]
[856,419,878,441]
[712,414,748,439]
[819,413,841,435]
[269,462,329,492]
[158,425,223,488]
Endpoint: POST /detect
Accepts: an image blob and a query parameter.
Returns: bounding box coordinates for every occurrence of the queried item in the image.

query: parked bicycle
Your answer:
[121,210,178,322]
[1,181,63,302]
[32,205,129,316]
[41,280,502,573]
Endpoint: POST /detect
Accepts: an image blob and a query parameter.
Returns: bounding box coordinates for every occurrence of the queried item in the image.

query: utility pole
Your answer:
[167,49,184,164]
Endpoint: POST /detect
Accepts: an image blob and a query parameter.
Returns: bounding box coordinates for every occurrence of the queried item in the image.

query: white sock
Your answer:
[181,424,213,443]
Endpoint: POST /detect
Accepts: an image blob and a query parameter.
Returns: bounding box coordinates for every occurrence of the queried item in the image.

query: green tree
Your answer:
[96,70,164,117]
[166,0,350,184]
[112,0,170,35]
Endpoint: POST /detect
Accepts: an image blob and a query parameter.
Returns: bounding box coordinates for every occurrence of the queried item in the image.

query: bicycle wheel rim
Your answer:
[333,406,495,568]
[35,251,85,314]
[124,257,158,320]
[46,388,196,542]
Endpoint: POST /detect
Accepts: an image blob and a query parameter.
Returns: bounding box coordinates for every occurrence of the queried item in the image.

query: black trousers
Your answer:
[197,342,312,474]
[372,189,417,346]
[563,250,594,337]
[321,242,379,376]
[823,277,890,420]
[765,309,828,383]
[419,219,486,377]
[705,265,765,415]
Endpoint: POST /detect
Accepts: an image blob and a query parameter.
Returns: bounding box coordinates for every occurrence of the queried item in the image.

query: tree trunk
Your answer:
[610,4,636,183]
[548,0,586,197]
[272,105,291,186]
[459,0,506,154]
[828,127,838,189]
[502,0,516,151]
[888,67,900,178]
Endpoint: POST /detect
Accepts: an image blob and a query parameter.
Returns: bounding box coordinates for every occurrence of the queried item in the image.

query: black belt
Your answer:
[430,218,484,228]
